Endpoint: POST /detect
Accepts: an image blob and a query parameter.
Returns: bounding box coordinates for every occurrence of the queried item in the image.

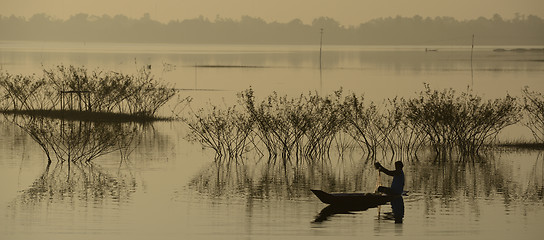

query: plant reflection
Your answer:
[15,160,136,205]
[410,152,544,217]
[526,153,544,200]
[414,155,513,198]
[188,156,380,200]
[189,152,543,223]
[4,115,144,209]
[5,115,143,163]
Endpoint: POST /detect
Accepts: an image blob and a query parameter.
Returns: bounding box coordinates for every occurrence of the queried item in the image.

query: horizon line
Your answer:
[2,12,543,27]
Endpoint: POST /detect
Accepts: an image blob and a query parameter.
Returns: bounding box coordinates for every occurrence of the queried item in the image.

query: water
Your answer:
[1,42,543,239]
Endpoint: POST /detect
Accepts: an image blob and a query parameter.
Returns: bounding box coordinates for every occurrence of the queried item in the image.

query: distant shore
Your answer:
[493,48,544,53]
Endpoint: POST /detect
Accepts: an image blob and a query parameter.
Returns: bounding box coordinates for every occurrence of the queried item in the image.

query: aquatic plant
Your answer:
[185,104,254,160]
[238,88,350,163]
[300,90,345,160]
[239,88,310,162]
[0,72,56,111]
[1,65,177,120]
[376,97,425,161]
[403,84,520,155]
[188,85,527,162]
[43,65,177,117]
[341,94,384,158]
[522,87,544,143]
[9,115,141,163]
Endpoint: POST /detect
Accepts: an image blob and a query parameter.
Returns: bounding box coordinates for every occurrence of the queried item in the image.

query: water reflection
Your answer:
[4,115,143,162]
[410,153,543,201]
[14,160,136,205]
[3,115,144,222]
[526,152,544,201]
[188,156,380,200]
[313,196,404,223]
[189,152,543,225]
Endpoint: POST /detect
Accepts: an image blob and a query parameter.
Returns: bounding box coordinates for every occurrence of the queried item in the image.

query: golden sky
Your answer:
[2,0,543,25]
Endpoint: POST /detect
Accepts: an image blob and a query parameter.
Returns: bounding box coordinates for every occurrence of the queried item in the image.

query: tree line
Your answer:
[1,13,543,45]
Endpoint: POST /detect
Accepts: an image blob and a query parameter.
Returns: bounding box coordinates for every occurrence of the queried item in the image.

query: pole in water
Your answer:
[376,169,382,218]
[320,28,324,69]
[319,28,324,92]
[194,63,198,91]
[471,34,474,87]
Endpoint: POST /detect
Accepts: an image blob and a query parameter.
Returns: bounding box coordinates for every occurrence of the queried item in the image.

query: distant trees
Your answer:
[0,13,542,45]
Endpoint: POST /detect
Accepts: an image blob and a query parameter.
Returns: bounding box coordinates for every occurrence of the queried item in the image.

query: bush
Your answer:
[185,105,253,160]
[522,87,544,143]
[10,115,140,163]
[1,65,176,119]
[403,84,520,154]
[44,65,176,117]
[187,85,524,162]
[0,72,54,111]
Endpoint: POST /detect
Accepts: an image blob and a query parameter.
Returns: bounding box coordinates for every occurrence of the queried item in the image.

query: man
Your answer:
[374,161,405,195]
[374,161,405,223]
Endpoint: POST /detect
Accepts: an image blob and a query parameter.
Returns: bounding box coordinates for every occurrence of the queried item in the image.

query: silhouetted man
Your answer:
[374,161,405,223]
[374,161,404,195]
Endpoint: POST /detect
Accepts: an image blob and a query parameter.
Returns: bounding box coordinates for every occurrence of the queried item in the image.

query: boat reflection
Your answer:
[313,196,404,223]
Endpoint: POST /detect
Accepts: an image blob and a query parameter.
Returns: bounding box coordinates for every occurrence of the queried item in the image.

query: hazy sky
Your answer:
[2,0,543,26]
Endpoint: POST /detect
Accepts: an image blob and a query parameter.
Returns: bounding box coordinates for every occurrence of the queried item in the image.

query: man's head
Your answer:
[395,161,404,170]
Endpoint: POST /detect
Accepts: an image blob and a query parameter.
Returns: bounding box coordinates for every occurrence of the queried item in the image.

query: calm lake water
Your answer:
[1,42,543,239]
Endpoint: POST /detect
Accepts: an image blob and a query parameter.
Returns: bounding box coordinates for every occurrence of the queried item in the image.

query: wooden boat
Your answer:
[311,189,398,207]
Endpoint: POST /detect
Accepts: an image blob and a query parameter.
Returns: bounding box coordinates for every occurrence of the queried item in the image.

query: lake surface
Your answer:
[1,42,543,239]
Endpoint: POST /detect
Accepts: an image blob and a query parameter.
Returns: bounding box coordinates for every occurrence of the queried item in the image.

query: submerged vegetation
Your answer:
[6,115,143,163]
[0,65,181,163]
[404,85,520,155]
[185,86,535,162]
[523,87,544,143]
[0,65,178,120]
[1,66,543,164]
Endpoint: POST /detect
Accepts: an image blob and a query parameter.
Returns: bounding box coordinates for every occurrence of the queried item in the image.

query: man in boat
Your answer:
[374,161,404,196]
[374,161,405,223]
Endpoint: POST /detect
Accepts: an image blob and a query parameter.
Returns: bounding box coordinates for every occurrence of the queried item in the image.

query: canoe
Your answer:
[311,189,397,207]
